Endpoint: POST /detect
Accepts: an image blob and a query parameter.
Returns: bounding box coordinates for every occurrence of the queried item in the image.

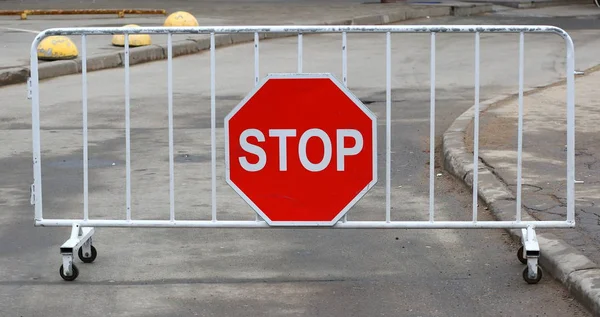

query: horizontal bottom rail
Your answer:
[36,219,575,229]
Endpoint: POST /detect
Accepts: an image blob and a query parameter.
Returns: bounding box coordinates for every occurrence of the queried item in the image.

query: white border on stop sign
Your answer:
[224,73,378,227]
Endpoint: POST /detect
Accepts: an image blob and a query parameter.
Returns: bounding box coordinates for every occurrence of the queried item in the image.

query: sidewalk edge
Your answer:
[441,67,600,315]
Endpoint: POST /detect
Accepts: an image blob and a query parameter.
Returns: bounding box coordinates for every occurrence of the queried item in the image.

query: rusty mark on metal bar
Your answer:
[0,9,167,20]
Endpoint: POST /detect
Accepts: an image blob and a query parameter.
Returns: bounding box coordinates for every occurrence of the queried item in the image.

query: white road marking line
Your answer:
[0,27,40,34]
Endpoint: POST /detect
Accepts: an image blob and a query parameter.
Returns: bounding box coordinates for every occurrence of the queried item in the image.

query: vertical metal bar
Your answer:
[167,33,175,222]
[124,33,132,221]
[82,34,89,221]
[429,32,436,223]
[566,35,576,223]
[30,38,42,221]
[210,33,217,222]
[385,32,392,223]
[254,32,259,85]
[473,32,480,223]
[342,31,348,223]
[298,33,303,73]
[254,31,260,222]
[516,32,524,222]
[342,32,347,87]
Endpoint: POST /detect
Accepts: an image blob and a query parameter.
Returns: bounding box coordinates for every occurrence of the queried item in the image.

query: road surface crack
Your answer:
[527,206,564,214]
[478,156,514,191]
[580,208,600,218]
[550,194,567,207]
[584,158,599,170]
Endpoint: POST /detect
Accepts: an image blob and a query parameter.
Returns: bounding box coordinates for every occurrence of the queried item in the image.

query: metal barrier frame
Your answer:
[29,25,576,282]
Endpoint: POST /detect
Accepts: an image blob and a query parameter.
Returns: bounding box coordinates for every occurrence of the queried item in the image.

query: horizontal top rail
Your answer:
[32,25,575,60]
[35,24,570,36]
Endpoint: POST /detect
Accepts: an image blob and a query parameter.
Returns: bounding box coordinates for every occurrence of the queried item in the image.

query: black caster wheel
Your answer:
[523,265,543,284]
[59,264,79,281]
[78,245,97,263]
[517,246,527,265]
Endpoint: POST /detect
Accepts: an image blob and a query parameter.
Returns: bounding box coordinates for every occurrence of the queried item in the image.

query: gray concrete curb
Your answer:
[441,74,600,315]
[0,3,492,88]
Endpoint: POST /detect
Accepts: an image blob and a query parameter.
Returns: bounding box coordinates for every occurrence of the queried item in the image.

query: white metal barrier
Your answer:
[29,25,576,283]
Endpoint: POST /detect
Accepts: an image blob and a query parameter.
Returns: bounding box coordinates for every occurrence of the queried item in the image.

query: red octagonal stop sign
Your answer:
[225,73,377,226]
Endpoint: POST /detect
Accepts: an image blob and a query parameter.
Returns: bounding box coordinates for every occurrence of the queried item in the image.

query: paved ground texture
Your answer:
[467,69,600,264]
[446,4,600,315]
[0,2,599,317]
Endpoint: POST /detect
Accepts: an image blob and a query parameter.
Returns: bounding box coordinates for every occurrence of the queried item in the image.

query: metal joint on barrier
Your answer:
[27,78,33,99]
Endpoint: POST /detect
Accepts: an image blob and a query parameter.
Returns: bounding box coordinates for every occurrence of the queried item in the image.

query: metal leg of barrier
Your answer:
[520,225,542,284]
[59,223,96,281]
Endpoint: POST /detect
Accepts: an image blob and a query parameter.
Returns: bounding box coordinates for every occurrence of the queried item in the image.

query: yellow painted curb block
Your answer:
[37,36,78,61]
[112,24,152,47]
[163,11,198,27]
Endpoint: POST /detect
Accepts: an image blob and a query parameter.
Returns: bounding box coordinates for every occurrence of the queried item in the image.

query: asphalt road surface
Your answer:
[1,8,600,317]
